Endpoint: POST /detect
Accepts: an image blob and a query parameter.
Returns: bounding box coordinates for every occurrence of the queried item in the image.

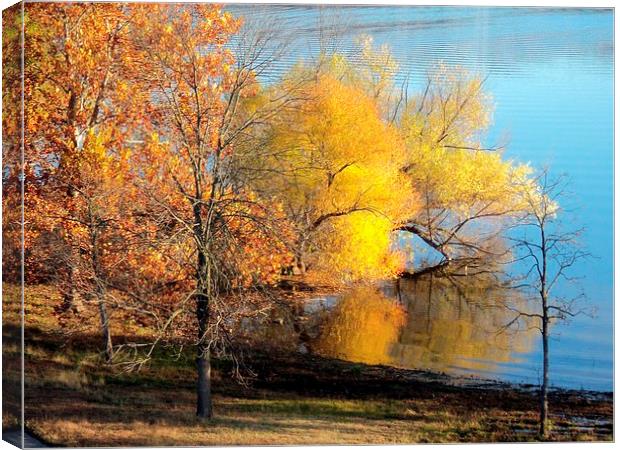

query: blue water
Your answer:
[228,5,614,391]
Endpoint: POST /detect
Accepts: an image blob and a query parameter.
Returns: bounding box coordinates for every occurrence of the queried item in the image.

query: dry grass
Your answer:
[2,283,613,445]
[23,389,524,446]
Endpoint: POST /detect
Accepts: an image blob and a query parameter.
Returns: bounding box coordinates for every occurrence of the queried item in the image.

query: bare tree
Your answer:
[507,169,590,439]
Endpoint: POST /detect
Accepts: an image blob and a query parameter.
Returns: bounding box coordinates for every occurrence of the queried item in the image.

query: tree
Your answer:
[7,3,152,361]
[129,4,295,419]
[397,65,532,275]
[23,3,144,311]
[2,4,23,284]
[46,129,145,362]
[508,169,590,439]
[255,69,417,281]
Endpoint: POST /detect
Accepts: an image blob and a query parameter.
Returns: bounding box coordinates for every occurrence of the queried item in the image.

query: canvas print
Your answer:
[1,2,614,446]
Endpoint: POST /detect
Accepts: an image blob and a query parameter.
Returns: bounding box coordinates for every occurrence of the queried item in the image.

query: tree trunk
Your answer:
[196,341,212,419]
[539,312,549,439]
[195,248,213,419]
[293,257,306,275]
[292,229,316,276]
[89,218,112,362]
[61,272,77,312]
[97,292,113,363]
[60,247,81,313]
[293,237,308,275]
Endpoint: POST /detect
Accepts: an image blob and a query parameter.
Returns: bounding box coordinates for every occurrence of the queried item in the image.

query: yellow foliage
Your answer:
[315,213,405,282]
[398,64,538,264]
[403,139,532,219]
[319,35,399,116]
[259,72,417,281]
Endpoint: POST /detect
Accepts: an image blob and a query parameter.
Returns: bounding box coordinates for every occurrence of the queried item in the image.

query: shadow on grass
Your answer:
[10,320,612,445]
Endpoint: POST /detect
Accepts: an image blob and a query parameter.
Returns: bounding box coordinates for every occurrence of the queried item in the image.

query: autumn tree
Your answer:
[2,4,25,434]
[22,3,145,310]
[12,3,167,364]
[55,131,147,360]
[507,169,590,439]
[2,4,23,284]
[254,65,416,282]
[129,4,297,418]
[397,65,532,276]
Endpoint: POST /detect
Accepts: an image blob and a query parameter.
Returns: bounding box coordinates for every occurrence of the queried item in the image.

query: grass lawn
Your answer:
[2,283,613,445]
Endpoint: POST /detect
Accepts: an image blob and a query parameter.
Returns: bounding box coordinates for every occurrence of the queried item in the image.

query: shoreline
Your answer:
[240,344,614,399]
[275,278,612,399]
[228,346,613,441]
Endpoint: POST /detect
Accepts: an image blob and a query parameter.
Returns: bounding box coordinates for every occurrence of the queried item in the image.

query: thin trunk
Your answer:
[539,306,549,439]
[539,225,549,439]
[396,223,451,262]
[294,234,309,274]
[196,339,212,419]
[294,256,306,275]
[89,216,113,362]
[195,248,213,419]
[61,265,77,311]
[97,288,113,362]
[60,248,81,313]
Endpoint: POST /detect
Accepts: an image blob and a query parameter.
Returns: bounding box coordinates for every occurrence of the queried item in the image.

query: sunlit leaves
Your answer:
[399,65,536,264]
[260,72,417,281]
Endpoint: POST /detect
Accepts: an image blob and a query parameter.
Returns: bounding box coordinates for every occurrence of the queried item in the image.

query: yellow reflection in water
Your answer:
[394,275,535,373]
[312,275,535,376]
[312,286,406,365]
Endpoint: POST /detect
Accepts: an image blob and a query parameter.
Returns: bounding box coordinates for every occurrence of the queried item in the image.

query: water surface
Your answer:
[229,5,614,391]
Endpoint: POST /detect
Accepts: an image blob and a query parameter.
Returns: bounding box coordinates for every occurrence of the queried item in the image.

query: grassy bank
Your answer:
[2,283,613,445]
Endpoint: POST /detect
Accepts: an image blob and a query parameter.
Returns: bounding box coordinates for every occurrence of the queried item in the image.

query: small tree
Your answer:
[509,169,590,439]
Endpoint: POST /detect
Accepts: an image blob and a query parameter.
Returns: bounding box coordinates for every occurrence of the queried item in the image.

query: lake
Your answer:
[228,5,614,392]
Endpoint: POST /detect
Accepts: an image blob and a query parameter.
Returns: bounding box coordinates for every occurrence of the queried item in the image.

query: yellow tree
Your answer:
[311,45,534,278]
[398,65,533,275]
[257,72,417,282]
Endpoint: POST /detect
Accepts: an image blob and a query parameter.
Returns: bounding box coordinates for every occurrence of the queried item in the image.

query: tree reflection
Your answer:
[312,286,406,365]
[311,274,535,376]
[392,274,535,374]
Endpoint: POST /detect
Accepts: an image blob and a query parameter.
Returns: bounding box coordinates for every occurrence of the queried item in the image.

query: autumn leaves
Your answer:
[4,3,537,418]
[258,72,413,280]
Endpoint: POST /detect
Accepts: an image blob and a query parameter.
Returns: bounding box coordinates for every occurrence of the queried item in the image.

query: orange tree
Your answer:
[17,3,178,361]
[129,4,294,418]
[21,3,145,306]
